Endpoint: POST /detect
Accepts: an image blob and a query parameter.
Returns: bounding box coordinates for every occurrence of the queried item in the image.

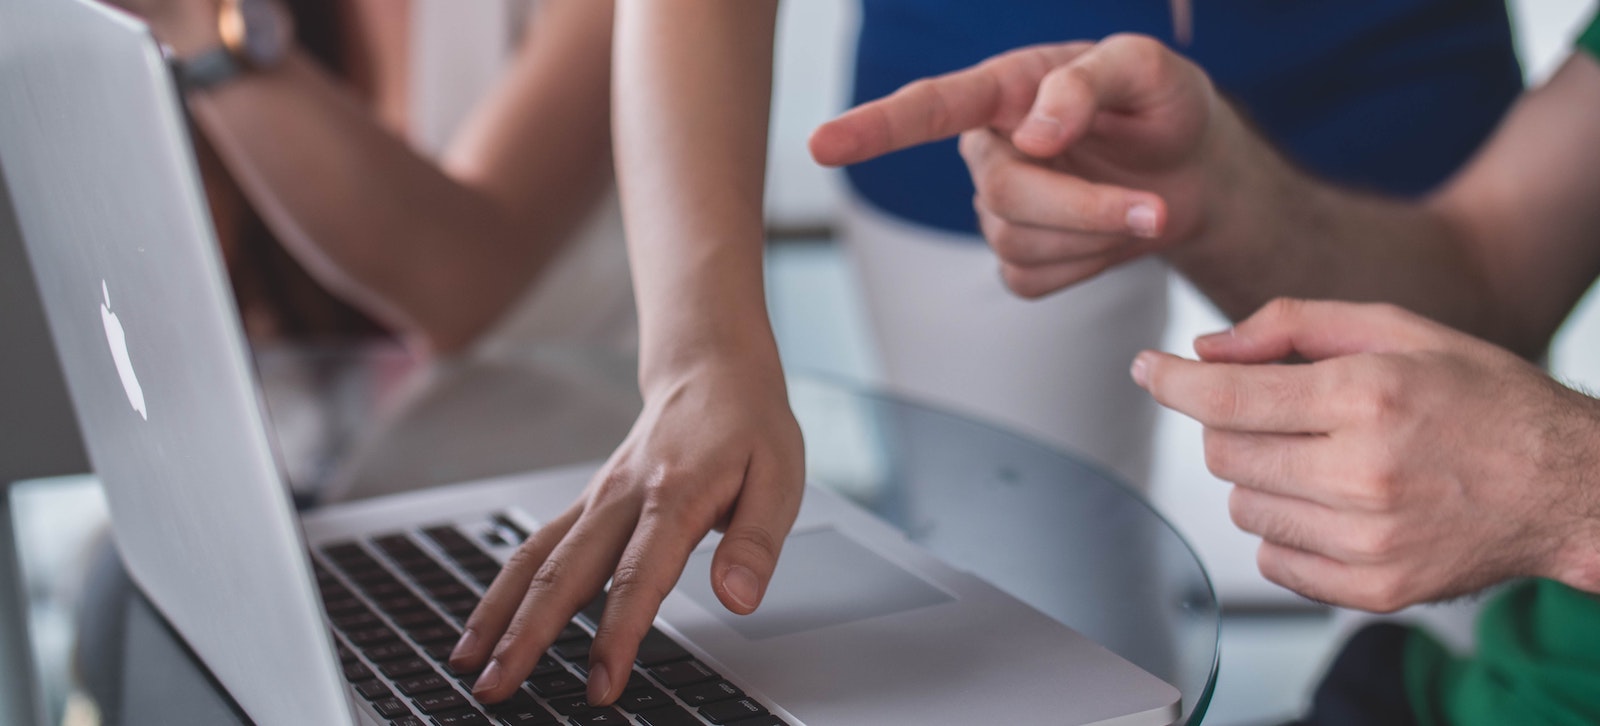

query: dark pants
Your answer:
[1284,623,1419,726]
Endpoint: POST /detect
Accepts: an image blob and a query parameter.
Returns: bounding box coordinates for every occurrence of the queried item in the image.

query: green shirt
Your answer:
[1582,11,1600,59]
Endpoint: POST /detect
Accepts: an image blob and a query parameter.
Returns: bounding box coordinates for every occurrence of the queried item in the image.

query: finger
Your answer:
[710,454,803,617]
[810,43,1092,167]
[977,204,1129,267]
[1193,298,1443,364]
[471,500,638,703]
[1201,429,1345,505]
[452,503,581,673]
[1131,351,1339,433]
[585,495,713,705]
[1013,34,1198,158]
[998,256,1125,299]
[1256,541,1416,613]
[1228,486,1398,565]
[962,130,1166,238]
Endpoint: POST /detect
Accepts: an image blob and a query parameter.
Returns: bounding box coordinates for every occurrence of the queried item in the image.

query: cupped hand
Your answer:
[811,35,1231,298]
[1132,299,1600,611]
[448,357,805,706]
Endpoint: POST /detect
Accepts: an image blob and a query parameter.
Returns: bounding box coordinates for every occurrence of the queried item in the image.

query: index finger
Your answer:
[1132,351,1339,433]
[809,42,1091,167]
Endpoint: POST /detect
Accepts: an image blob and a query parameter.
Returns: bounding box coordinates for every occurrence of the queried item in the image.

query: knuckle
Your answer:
[1203,431,1240,481]
[1260,297,1306,326]
[722,526,782,568]
[1347,523,1399,560]
[1360,575,1410,614]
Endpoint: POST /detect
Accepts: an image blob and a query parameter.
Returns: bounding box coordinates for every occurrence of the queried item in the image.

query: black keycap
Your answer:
[699,698,767,725]
[379,657,433,679]
[394,673,452,696]
[425,583,474,601]
[569,707,627,725]
[354,680,392,701]
[634,705,703,726]
[424,642,457,662]
[413,689,470,714]
[363,641,419,663]
[485,692,557,725]
[423,526,484,556]
[526,669,585,698]
[530,655,564,676]
[545,695,594,716]
[346,626,399,646]
[375,595,427,614]
[615,686,673,713]
[343,662,375,682]
[441,598,481,618]
[622,671,653,693]
[724,717,786,726]
[578,591,608,627]
[552,639,590,663]
[492,513,531,543]
[454,553,498,571]
[468,568,501,586]
[388,717,425,726]
[392,611,446,629]
[336,643,359,663]
[324,597,367,616]
[633,629,691,667]
[322,542,368,564]
[431,708,491,725]
[410,624,462,644]
[372,697,410,719]
[408,567,455,586]
[649,660,718,689]
[362,582,411,599]
[674,680,741,708]
[555,624,588,643]
[373,534,423,557]
[349,568,400,587]
[332,611,381,630]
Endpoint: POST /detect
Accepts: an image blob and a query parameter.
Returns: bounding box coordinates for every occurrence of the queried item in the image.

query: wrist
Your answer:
[1540,393,1600,594]
[637,325,785,400]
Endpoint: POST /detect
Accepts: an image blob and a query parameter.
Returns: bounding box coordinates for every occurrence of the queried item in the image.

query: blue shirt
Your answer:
[848,0,1523,234]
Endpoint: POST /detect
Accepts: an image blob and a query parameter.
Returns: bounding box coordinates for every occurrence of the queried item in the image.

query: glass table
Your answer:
[7,343,1218,724]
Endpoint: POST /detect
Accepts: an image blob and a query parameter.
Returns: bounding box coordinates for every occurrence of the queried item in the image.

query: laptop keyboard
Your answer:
[313,517,787,726]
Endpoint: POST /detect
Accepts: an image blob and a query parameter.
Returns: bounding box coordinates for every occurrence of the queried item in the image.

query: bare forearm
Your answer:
[613,0,782,387]
[187,0,613,353]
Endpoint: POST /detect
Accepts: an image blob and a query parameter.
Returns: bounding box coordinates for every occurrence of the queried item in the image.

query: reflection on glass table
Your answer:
[12,344,1217,725]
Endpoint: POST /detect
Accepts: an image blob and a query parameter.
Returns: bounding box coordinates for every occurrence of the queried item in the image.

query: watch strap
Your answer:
[177,47,244,92]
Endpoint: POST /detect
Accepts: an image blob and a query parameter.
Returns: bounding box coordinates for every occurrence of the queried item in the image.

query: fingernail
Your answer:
[1126,203,1159,238]
[723,565,761,611]
[471,659,502,697]
[587,663,612,706]
[1130,353,1152,387]
[1195,328,1234,347]
[1017,113,1064,145]
[450,628,479,666]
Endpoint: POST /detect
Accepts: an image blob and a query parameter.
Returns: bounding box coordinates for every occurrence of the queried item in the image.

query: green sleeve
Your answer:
[1404,580,1600,726]
[1581,11,1600,60]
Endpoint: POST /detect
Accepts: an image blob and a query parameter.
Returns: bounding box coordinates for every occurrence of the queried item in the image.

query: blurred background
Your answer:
[3,0,1597,723]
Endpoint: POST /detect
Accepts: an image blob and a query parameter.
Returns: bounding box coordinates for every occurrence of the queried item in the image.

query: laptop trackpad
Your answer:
[679,527,954,641]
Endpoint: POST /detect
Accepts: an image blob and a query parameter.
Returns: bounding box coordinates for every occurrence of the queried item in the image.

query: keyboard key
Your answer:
[363,582,411,599]
[346,627,399,647]
[569,708,628,725]
[492,513,531,543]
[431,708,491,725]
[485,692,557,725]
[412,689,470,714]
[409,624,462,644]
[578,591,608,627]
[363,641,419,663]
[441,598,481,619]
[699,698,767,724]
[673,680,741,708]
[454,553,498,571]
[634,629,691,667]
[649,660,718,689]
[552,639,591,663]
[379,657,433,679]
[545,695,594,716]
[422,526,484,556]
[373,533,423,556]
[634,705,703,726]
[336,643,359,664]
[424,642,457,662]
[354,680,393,700]
[322,542,368,564]
[530,654,565,676]
[324,597,366,616]
[556,624,588,642]
[615,686,674,712]
[393,611,446,629]
[724,717,786,726]
[468,568,501,587]
[332,611,381,630]
[395,673,452,696]
[388,717,425,726]
[526,669,585,698]
[343,662,375,682]
[372,697,410,719]
[349,568,400,587]
[375,595,427,614]
[425,583,475,601]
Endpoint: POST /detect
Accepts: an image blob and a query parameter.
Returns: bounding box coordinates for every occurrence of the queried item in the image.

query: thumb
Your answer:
[710,457,802,615]
[1012,34,1197,158]
[1194,299,1435,364]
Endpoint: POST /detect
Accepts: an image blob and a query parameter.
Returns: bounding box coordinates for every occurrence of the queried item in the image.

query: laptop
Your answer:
[0,1,1183,724]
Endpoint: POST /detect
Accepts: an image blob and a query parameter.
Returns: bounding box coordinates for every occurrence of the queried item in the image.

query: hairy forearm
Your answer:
[186,0,613,353]
[613,0,782,389]
[1166,104,1515,353]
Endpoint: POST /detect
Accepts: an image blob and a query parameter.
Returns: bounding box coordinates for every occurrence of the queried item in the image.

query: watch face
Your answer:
[235,0,289,68]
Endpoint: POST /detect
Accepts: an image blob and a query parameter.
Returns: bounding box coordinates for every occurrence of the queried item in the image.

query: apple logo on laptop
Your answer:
[100,280,147,420]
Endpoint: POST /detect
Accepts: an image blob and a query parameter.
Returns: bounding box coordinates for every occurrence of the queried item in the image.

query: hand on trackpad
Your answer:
[680,527,955,640]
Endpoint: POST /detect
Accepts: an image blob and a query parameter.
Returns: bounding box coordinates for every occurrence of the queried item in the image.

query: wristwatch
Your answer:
[173,0,292,92]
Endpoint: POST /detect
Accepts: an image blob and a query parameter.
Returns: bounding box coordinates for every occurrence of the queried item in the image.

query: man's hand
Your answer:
[449,359,804,706]
[1132,299,1600,611]
[98,0,224,56]
[811,35,1235,298]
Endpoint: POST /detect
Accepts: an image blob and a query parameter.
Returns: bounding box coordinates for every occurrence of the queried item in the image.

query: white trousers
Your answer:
[839,199,1169,489]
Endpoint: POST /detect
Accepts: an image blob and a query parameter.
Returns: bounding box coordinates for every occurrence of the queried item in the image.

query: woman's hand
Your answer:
[450,353,805,706]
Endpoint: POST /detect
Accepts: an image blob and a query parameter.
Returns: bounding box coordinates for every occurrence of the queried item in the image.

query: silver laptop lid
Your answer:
[0,1,355,723]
